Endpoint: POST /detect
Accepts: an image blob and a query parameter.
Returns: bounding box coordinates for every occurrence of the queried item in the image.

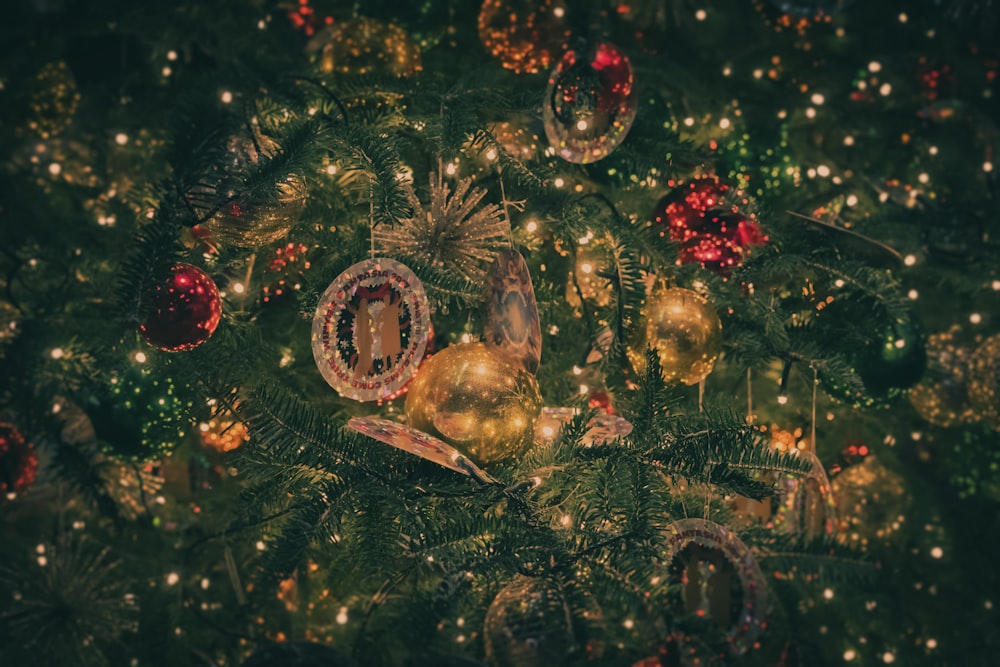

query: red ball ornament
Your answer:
[140,263,222,352]
[652,179,767,274]
[0,423,38,496]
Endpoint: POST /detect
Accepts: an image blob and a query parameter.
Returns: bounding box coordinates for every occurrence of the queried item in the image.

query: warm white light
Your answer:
[579,384,589,395]
[926,639,938,649]
[929,146,939,155]
[719,118,731,129]
[880,83,892,96]
[985,161,994,173]
[48,163,62,175]
[918,173,930,184]
[445,163,457,176]
[167,50,178,61]
[525,220,538,233]
[50,348,64,360]
[823,588,834,600]
[908,289,919,300]
[166,572,180,586]
[695,9,707,20]
[221,91,233,104]
[778,395,789,405]
[232,282,245,294]
[811,93,825,105]
[554,177,565,188]
[576,120,588,131]
[722,66,732,77]
[843,136,855,146]
[898,12,908,22]
[817,165,831,177]
[846,194,859,206]
[970,313,982,324]
[992,280,1000,291]
[930,546,943,559]
[115,133,129,145]
[336,607,349,624]
[869,61,882,72]
[904,255,917,266]
[134,351,148,363]
[485,148,497,161]
[883,652,896,664]
[806,107,817,119]
[844,650,856,661]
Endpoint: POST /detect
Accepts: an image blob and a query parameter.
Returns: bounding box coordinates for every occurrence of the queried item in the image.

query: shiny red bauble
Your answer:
[652,178,767,273]
[140,263,222,352]
[0,422,38,496]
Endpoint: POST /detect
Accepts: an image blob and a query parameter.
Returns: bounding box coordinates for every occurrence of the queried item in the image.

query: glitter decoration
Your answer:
[262,242,312,305]
[484,575,605,667]
[200,414,250,453]
[0,423,38,497]
[89,367,194,462]
[626,286,723,386]
[312,258,430,402]
[968,333,1000,425]
[187,130,307,248]
[543,42,638,164]
[372,173,509,283]
[660,518,768,656]
[308,17,421,77]
[405,342,543,465]
[139,263,222,353]
[478,0,571,74]
[652,178,768,274]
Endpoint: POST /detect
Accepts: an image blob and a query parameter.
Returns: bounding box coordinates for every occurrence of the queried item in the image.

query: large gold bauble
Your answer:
[626,287,722,385]
[404,343,542,465]
[968,333,1000,425]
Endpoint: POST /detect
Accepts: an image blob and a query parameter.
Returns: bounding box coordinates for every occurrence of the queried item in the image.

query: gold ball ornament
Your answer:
[21,61,80,139]
[187,130,307,248]
[968,333,1000,425]
[626,287,722,385]
[831,455,910,550]
[909,326,979,428]
[309,17,421,77]
[404,343,542,465]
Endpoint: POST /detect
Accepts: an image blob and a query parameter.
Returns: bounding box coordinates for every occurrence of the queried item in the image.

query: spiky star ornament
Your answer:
[0,535,139,664]
[373,172,509,282]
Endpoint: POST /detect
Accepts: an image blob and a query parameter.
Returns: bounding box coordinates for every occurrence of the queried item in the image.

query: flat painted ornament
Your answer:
[312,259,430,402]
[661,518,768,657]
[348,416,496,484]
[483,249,542,373]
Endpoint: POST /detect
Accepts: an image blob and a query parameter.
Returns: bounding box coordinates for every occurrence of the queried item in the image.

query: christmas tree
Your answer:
[2,0,998,665]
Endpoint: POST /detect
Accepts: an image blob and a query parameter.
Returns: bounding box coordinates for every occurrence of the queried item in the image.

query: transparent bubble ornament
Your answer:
[543,42,637,164]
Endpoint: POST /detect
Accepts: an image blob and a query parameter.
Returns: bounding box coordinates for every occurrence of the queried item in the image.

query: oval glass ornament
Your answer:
[543,42,637,164]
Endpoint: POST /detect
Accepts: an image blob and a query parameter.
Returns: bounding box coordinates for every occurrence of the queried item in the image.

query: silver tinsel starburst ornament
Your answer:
[373,172,509,282]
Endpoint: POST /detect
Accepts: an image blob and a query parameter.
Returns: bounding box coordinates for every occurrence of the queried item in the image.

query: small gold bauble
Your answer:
[626,287,722,385]
[404,342,542,465]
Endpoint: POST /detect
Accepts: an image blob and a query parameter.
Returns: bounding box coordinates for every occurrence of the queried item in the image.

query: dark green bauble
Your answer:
[84,366,194,462]
[821,315,927,407]
[242,641,356,667]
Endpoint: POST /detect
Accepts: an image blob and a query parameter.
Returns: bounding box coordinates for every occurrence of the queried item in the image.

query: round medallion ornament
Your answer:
[661,518,768,656]
[312,258,430,402]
